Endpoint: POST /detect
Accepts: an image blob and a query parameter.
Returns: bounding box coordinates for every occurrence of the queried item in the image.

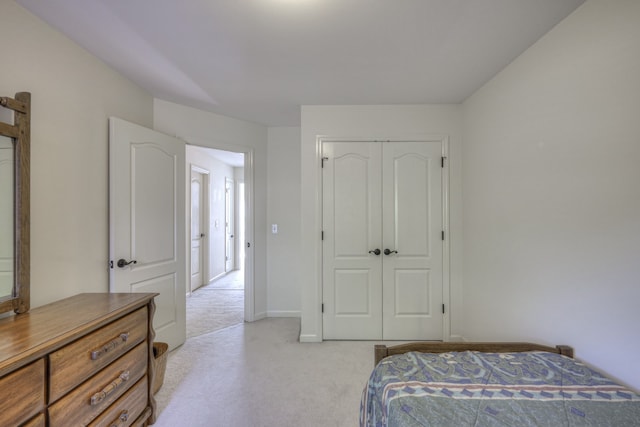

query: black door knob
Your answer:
[383,249,398,255]
[117,259,137,268]
[368,249,381,255]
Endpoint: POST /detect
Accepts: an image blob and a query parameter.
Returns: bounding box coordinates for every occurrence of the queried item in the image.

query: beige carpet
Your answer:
[154,271,246,414]
[186,288,244,339]
[153,318,375,427]
[206,269,244,290]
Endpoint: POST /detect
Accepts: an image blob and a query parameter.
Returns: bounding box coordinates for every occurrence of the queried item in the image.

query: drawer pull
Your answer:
[90,371,130,406]
[109,410,129,427]
[91,333,130,360]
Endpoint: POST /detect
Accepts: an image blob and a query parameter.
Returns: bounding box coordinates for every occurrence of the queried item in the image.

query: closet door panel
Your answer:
[322,142,382,339]
[382,142,443,340]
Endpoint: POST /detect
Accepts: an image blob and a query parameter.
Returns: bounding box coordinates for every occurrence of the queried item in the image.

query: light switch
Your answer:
[272,224,278,234]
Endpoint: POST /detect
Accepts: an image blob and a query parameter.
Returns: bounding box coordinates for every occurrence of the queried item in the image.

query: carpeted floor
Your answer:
[186,270,245,339]
[206,269,244,290]
[153,318,374,427]
[186,288,244,339]
[153,270,376,426]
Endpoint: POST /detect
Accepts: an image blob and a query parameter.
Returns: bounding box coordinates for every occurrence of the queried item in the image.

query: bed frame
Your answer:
[374,342,574,366]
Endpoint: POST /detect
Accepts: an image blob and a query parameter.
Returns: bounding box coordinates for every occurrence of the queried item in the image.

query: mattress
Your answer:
[360,350,640,426]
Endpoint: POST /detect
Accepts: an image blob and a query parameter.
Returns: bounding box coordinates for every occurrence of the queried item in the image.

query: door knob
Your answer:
[368,249,381,255]
[383,249,398,255]
[117,259,137,268]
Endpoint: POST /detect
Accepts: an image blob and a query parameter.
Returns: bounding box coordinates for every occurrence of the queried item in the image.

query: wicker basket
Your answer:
[152,342,168,395]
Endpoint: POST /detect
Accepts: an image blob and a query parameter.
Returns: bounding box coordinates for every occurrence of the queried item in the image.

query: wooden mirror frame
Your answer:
[0,92,30,314]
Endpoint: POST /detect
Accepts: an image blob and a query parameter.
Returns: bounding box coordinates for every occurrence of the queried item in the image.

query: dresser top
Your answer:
[0,293,156,376]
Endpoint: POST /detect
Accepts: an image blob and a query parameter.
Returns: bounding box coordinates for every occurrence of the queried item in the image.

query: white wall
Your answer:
[186,145,235,290]
[267,127,301,317]
[300,105,463,342]
[0,1,153,308]
[153,100,269,319]
[462,0,640,390]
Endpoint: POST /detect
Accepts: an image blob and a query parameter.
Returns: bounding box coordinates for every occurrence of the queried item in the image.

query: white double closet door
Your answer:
[322,141,443,340]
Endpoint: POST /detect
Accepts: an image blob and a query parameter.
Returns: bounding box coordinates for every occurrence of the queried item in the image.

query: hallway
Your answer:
[186,270,244,339]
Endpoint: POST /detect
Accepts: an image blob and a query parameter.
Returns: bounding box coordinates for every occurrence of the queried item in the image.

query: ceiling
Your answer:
[190,146,245,168]
[17,0,585,127]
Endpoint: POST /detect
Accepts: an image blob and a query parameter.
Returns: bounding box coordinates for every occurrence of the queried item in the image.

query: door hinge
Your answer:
[322,303,324,313]
[442,304,445,314]
[109,260,113,269]
[441,156,446,168]
[321,157,329,168]
[321,230,324,240]
[442,230,445,241]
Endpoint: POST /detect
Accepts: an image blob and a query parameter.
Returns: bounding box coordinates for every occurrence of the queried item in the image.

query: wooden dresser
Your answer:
[0,293,158,426]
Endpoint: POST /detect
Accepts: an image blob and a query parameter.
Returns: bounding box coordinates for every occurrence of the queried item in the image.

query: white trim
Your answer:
[441,138,451,342]
[243,150,256,322]
[267,310,301,318]
[224,176,235,273]
[208,271,226,283]
[314,136,324,341]
[300,334,321,343]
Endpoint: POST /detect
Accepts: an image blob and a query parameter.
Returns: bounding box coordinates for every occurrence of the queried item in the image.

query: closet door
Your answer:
[322,142,383,339]
[382,142,443,340]
[322,140,443,340]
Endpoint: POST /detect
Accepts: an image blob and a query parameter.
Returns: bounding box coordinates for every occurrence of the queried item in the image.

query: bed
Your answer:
[361,342,640,426]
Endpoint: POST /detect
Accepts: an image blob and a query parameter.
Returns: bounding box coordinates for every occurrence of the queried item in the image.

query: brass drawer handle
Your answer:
[108,410,129,427]
[90,371,130,406]
[91,333,130,360]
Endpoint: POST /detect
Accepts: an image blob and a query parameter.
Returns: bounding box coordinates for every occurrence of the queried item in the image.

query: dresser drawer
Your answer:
[49,307,148,402]
[22,412,46,427]
[48,342,148,427]
[0,359,45,426]
[89,376,148,427]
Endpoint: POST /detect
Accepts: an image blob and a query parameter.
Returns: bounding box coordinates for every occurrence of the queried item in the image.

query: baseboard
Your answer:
[448,334,465,342]
[267,310,301,318]
[253,311,267,321]
[299,333,321,343]
[209,272,226,283]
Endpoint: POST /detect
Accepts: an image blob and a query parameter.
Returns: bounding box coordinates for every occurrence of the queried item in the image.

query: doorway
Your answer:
[185,145,250,337]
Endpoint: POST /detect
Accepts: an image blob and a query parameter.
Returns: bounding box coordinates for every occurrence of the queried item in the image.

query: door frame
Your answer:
[189,164,210,294]
[318,136,451,341]
[224,177,235,273]
[185,142,256,323]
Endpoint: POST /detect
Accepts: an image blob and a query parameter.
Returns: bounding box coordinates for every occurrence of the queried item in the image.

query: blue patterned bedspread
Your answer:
[360,351,640,426]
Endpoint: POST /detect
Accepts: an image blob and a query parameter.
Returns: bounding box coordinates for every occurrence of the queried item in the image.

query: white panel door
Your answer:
[322,140,443,340]
[382,142,443,340]
[109,118,186,350]
[322,142,383,339]
[190,169,205,292]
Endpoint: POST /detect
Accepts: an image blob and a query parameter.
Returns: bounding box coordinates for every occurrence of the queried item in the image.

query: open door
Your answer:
[109,117,186,350]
